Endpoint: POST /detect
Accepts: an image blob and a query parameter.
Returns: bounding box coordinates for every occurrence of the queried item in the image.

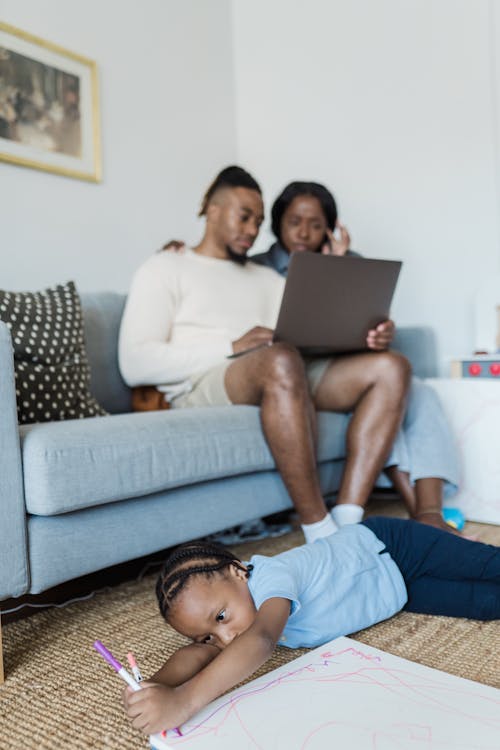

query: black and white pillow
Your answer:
[0,281,107,424]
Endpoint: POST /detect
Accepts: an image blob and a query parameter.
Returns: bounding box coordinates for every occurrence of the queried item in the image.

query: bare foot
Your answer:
[414,512,479,541]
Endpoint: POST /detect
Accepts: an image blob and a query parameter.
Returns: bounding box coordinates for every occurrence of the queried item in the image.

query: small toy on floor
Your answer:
[442,507,465,531]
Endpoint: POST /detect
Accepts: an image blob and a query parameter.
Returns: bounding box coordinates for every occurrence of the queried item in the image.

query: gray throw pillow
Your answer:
[0,281,107,424]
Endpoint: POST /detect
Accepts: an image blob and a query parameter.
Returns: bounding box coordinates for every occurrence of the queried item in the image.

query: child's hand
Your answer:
[123,682,188,735]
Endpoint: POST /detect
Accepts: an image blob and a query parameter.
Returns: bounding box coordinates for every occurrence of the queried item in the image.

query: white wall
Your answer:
[0,0,237,292]
[232,0,500,371]
[2,0,500,370]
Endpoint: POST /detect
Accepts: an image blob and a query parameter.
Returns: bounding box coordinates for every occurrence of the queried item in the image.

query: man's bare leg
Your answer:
[225,343,328,532]
[225,344,411,537]
[314,351,411,524]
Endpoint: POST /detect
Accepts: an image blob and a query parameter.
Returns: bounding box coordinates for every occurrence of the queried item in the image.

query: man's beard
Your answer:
[226,245,248,266]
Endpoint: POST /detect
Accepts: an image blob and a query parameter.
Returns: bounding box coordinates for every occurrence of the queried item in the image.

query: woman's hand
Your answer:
[366,319,395,351]
[123,682,190,735]
[321,221,351,256]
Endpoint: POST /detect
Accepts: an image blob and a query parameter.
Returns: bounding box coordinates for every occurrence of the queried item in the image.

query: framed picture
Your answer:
[0,21,101,182]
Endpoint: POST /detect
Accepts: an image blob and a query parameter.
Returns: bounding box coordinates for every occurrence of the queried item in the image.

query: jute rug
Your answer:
[1,510,499,749]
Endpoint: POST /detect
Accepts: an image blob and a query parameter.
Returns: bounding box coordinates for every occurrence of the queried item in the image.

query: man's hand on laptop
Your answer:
[232,327,274,355]
[366,319,395,351]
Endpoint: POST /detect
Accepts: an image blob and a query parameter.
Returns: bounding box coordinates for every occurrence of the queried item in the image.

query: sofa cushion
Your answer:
[21,405,349,516]
[0,281,106,424]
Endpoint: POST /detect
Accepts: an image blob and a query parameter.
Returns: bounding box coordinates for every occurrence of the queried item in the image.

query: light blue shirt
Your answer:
[247,524,407,649]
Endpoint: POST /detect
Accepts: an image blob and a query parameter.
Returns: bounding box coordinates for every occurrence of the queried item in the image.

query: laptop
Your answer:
[272,252,402,355]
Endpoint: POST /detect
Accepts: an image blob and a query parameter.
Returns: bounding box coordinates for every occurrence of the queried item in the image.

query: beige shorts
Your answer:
[171,356,332,409]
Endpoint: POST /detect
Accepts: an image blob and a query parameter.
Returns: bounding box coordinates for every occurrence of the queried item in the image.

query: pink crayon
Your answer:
[94,641,183,740]
[93,640,141,692]
[127,651,143,682]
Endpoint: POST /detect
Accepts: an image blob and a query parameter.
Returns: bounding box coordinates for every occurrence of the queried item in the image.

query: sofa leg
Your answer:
[0,613,4,684]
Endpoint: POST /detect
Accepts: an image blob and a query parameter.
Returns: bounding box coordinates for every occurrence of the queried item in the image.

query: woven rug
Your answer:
[1,512,499,749]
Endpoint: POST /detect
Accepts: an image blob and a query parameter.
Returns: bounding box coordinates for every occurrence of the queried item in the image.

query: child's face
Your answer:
[168,563,257,649]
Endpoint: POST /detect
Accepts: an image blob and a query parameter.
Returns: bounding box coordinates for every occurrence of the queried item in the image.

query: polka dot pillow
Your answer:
[0,281,107,424]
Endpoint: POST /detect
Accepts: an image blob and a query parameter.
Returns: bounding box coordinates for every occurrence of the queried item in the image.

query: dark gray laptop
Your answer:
[272,252,402,355]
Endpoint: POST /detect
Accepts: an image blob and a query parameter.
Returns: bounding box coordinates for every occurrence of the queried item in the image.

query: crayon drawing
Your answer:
[150,636,500,750]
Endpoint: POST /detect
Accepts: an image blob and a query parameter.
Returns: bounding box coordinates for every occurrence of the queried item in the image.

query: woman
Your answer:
[251,181,460,532]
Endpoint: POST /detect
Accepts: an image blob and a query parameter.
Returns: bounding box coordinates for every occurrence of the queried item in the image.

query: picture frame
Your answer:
[0,21,101,182]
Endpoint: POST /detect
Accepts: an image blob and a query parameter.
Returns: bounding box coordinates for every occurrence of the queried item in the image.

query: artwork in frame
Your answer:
[0,21,101,182]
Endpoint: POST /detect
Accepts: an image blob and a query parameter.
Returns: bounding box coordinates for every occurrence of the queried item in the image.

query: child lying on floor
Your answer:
[123,517,500,734]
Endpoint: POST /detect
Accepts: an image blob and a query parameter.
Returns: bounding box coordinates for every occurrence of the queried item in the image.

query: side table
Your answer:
[425,378,500,525]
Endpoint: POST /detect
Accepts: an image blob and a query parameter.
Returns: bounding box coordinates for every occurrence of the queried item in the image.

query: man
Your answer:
[119,166,411,543]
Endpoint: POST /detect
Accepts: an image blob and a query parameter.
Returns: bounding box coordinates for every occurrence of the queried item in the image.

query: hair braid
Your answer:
[156,540,252,621]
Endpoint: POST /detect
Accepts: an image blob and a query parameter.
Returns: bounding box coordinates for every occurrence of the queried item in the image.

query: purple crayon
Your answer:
[94,640,180,745]
[93,640,142,692]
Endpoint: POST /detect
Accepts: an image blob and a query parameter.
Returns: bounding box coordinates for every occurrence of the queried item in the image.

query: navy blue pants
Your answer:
[362,517,500,620]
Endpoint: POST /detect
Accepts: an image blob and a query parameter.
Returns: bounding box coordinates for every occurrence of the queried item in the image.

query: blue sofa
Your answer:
[0,292,438,680]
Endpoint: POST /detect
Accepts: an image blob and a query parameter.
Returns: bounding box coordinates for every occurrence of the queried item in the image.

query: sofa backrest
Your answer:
[81,292,132,414]
[79,292,438,414]
[392,326,438,379]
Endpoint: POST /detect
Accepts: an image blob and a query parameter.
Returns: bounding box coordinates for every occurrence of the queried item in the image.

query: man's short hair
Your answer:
[271,181,338,244]
[199,166,262,216]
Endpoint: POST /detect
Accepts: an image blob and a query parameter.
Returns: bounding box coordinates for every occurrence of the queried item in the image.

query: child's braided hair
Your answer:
[156,540,252,621]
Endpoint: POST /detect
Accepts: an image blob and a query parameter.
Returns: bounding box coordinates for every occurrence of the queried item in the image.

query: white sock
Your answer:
[302,514,338,544]
[331,503,364,527]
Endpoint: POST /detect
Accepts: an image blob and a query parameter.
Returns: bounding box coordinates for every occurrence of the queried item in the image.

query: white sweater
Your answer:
[118,249,285,397]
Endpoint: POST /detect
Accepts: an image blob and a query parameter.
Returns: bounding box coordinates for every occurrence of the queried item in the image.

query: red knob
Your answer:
[489,363,500,376]
[469,363,482,376]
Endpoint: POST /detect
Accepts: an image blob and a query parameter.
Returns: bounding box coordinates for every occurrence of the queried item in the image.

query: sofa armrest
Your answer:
[0,322,29,600]
[392,326,438,379]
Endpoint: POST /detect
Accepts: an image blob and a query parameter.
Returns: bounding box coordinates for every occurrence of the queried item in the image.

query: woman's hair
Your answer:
[271,181,338,244]
[199,166,262,217]
[156,540,251,620]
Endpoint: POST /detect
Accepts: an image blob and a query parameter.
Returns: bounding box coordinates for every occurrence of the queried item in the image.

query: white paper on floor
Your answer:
[150,635,500,750]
